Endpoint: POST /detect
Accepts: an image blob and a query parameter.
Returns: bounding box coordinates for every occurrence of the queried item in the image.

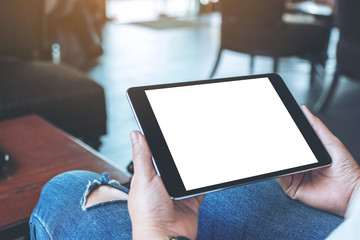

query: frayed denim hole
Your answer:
[109,179,130,194]
[84,199,128,211]
[102,172,129,194]
[81,173,129,211]
[81,179,101,211]
[101,172,110,184]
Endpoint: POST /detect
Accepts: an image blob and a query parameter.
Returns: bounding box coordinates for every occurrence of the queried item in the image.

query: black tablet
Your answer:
[127,74,332,199]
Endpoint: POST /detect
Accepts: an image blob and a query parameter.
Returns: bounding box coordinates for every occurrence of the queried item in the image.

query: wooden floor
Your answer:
[86,13,360,173]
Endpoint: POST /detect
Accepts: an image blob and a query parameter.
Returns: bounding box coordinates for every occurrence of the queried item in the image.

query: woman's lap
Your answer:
[198,180,343,239]
[30,171,343,239]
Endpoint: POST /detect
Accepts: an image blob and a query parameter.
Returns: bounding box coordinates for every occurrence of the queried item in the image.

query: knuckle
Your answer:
[285,189,297,200]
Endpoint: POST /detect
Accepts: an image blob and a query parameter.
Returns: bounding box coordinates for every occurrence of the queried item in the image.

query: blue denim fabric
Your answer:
[30,171,131,239]
[199,180,343,240]
[30,171,343,240]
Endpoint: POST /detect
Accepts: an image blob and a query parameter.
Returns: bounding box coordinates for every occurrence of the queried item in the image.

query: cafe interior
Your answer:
[0,0,360,238]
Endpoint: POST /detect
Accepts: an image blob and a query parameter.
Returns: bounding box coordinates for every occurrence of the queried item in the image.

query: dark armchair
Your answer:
[0,0,107,149]
[314,0,360,112]
[210,0,333,85]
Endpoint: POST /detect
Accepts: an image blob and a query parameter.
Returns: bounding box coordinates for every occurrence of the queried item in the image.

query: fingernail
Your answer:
[301,105,309,113]
[130,131,139,145]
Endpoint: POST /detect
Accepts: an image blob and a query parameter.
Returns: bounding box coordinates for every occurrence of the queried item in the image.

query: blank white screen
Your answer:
[145,77,318,191]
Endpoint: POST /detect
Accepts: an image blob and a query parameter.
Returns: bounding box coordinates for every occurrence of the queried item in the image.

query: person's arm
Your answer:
[278,106,360,217]
[128,131,204,240]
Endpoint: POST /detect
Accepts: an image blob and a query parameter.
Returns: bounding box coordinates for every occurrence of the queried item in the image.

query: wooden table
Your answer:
[0,115,130,238]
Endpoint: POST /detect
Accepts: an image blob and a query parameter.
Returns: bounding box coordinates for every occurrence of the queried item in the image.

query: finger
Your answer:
[130,131,157,181]
[301,106,347,162]
[277,175,292,191]
[192,194,206,214]
[301,106,340,146]
[197,194,206,205]
[278,173,305,199]
[301,105,321,130]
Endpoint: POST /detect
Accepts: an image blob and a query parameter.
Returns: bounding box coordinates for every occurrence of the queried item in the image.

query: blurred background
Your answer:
[0,0,359,176]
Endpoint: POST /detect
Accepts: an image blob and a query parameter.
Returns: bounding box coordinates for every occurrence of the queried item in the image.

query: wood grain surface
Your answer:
[0,115,130,228]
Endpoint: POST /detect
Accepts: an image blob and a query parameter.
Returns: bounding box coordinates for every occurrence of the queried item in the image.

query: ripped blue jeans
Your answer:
[30,170,343,239]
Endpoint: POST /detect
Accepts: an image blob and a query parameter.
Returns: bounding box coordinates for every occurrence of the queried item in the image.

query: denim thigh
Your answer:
[198,179,343,240]
[30,171,343,239]
[29,170,132,240]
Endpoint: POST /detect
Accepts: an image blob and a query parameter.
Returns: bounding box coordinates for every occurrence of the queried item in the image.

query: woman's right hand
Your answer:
[278,106,360,217]
[128,131,204,240]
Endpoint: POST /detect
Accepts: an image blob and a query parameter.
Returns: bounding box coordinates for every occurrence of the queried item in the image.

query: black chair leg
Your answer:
[249,55,255,74]
[273,57,279,73]
[210,48,223,78]
[310,60,325,88]
[310,62,317,87]
[314,69,341,112]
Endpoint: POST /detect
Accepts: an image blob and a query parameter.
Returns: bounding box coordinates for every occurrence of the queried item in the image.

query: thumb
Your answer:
[130,131,157,181]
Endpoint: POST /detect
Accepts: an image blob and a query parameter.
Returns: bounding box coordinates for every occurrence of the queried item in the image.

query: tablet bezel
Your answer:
[127,73,332,199]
